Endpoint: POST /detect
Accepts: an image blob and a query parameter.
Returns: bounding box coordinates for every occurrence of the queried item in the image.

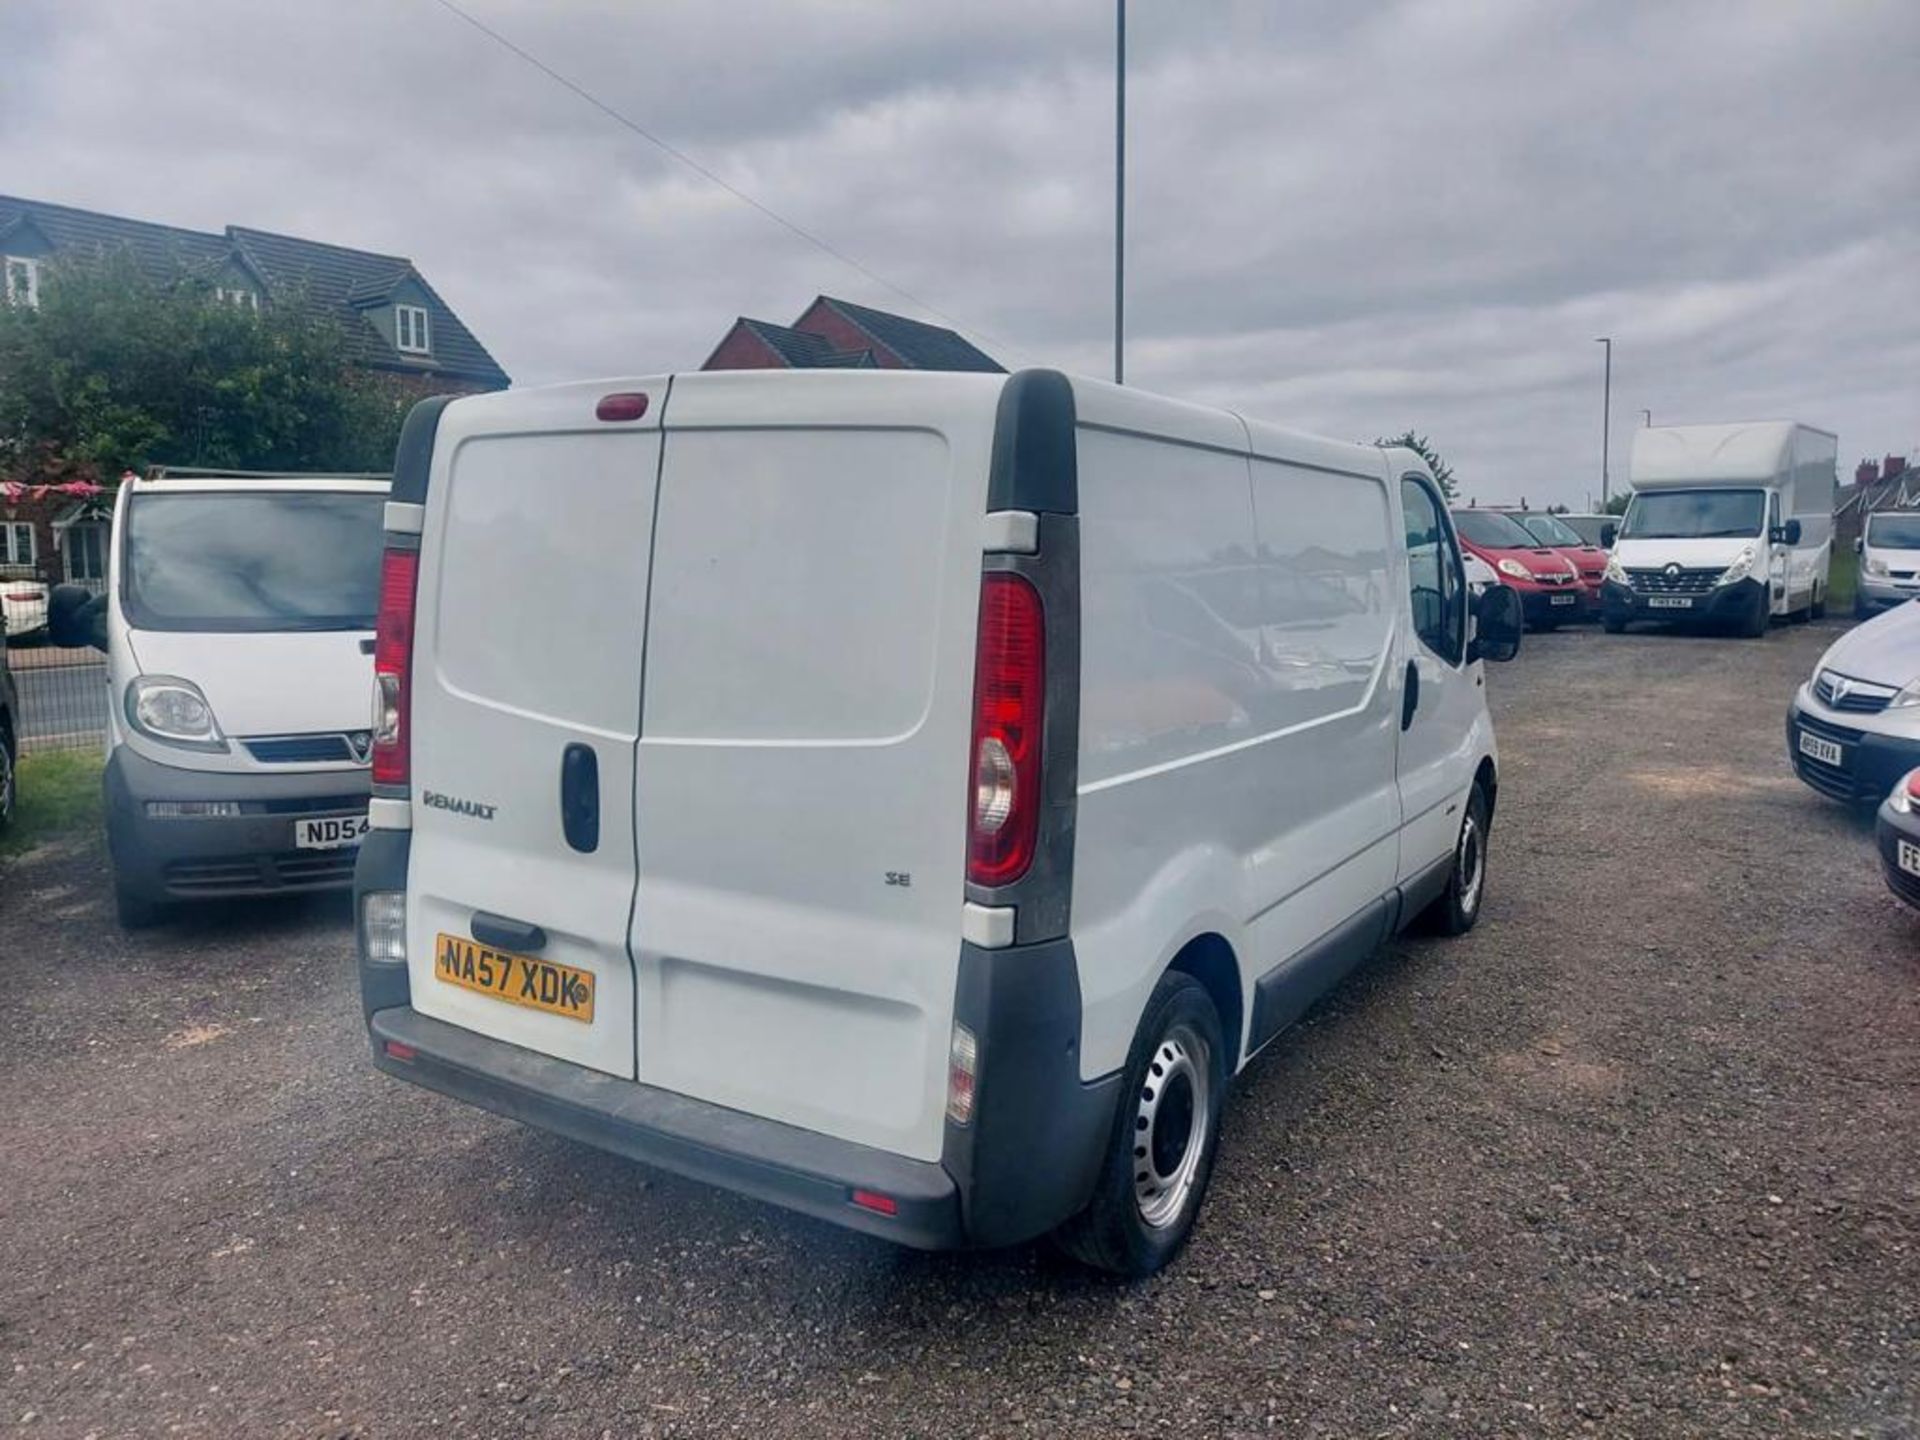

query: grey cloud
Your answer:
[1,0,1915,503]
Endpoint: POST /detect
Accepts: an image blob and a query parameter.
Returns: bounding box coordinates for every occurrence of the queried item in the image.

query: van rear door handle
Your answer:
[471,912,547,953]
[560,742,600,853]
[1401,660,1420,730]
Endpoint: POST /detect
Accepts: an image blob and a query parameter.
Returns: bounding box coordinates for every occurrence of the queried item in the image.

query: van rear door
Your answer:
[629,372,1000,1163]
[403,383,665,1080]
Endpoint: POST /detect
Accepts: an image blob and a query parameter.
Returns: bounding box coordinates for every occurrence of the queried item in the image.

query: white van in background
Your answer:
[1601,422,1836,636]
[354,371,1521,1276]
[1855,509,1920,618]
[50,469,389,926]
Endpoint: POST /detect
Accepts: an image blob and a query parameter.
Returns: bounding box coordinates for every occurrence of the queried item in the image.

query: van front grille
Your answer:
[1626,567,1720,595]
[242,733,370,765]
[163,850,358,894]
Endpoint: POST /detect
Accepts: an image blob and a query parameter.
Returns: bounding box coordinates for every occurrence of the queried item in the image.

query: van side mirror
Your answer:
[1468,584,1522,663]
[1854,535,1864,555]
[1599,522,1617,548]
[1770,518,1802,546]
[48,583,108,653]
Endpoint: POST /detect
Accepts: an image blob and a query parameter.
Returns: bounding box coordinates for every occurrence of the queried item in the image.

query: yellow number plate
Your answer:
[434,933,595,1023]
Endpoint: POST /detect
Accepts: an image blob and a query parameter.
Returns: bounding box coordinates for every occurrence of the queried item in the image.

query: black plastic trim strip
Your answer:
[390,394,455,506]
[1247,898,1391,1054]
[986,370,1077,514]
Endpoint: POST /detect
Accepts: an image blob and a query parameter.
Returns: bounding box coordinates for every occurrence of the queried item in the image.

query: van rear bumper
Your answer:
[359,903,1121,1251]
[368,1005,968,1248]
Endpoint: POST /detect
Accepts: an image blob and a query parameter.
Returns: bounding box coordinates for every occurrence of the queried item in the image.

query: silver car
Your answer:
[1787,600,1920,803]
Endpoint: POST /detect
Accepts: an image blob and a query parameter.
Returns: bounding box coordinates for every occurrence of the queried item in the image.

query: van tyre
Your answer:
[1601,614,1626,634]
[1424,783,1490,936]
[1810,587,1826,621]
[0,736,14,827]
[1054,971,1228,1278]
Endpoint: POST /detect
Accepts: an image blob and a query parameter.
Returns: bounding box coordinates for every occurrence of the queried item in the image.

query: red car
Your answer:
[1508,510,1608,612]
[1450,508,1586,628]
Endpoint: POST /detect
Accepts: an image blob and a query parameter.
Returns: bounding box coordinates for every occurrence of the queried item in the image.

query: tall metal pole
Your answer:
[1595,336,1612,505]
[1114,0,1126,385]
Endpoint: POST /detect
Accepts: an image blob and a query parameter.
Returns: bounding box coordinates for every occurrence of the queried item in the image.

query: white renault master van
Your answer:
[1855,509,1920,618]
[51,468,389,926]
[1600,421,1836,636]
[355,371,1520,1275]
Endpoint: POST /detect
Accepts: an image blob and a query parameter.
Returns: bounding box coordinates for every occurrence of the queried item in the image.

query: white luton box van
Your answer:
[1602,421,1837,636]
[355,370,1520,1275]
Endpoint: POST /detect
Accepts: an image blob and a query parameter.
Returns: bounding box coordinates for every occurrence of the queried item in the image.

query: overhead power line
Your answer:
[426,0,1019,361]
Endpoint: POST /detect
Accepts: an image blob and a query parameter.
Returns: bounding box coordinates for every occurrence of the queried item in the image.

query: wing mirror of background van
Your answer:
[1854,535,1864,554]
[1469,585,1523,663]
[47,583,108,653]
[1599,522,1617,548]
[1770,518,1803,546]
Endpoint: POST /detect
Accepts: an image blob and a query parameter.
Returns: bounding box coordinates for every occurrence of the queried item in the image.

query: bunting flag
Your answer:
[0,477,109,504]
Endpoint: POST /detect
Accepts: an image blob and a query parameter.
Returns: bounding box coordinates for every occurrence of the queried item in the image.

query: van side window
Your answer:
[1401,476,1465,664]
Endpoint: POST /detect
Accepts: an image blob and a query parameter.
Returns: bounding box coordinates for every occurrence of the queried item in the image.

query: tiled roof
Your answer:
[0,194,508,388]
[740,319,874,369]
[821,296,1003,373]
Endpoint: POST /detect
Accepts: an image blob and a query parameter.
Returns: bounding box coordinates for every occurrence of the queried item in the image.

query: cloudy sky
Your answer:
[3,0,1916,506]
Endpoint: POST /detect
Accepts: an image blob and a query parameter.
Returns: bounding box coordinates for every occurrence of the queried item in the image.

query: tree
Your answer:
[0,249,410,484]
[1375,430,1455,499]
[1602,491,1631,515]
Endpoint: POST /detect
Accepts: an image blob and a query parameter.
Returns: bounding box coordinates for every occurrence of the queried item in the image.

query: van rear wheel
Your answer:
[1423,783,1491,936]
[1053,971,1227,1278]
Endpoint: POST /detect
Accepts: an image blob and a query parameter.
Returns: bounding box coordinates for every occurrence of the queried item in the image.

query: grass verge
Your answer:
[2,749,104,857]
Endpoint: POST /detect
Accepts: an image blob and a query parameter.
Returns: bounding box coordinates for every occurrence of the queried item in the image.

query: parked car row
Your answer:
[1784,597,1920,914]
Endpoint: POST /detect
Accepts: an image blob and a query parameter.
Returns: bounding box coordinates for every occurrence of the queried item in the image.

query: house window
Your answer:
[215,287,259,312]
[3,256,39,308]
[395,304,430,354]
[64,522,106,583]
[3,522,36,567]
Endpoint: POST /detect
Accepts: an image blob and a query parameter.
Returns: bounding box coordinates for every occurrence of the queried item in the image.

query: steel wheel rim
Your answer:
[1459,811,1484,915]
[1132,1021,1212,1229]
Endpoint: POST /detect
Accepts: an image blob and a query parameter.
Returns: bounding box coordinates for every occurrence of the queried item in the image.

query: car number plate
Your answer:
[295,814,369,850]
[1647,596,1692,609]
[1901,840,1920,879]
[1550,593,1577,606]
[1798,731,1843,767]
[434,933,595,1023]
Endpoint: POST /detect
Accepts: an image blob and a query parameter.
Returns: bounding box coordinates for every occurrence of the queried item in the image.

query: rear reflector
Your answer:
[849,1189,898,1217]
[371,547,419,788]
[967,572,1045,887]
[595,392,649,422]
[383,1040,417,1063]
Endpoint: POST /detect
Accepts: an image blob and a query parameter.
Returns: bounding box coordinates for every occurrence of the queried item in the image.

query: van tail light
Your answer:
[967,572,1045,887]
[371,546,419,788]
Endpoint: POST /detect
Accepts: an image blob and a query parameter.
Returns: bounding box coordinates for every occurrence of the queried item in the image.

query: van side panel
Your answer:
[1070,386,1404,1079]
[632,377,1002,1164]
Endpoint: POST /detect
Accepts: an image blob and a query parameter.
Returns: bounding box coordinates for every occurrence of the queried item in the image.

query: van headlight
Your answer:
[1603,553,1627,584]
[1867,557,1890,577]
[125,675,227,751]
[1496,558,1531,580]
[1890,678,1920,710]
[1716,545,1758,586]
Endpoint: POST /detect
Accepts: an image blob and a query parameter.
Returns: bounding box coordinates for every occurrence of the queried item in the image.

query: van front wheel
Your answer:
[1054,971,1227,1278]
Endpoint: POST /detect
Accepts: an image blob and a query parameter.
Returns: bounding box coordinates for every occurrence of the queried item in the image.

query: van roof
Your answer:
[134,466,390,495]
[1628,422,1831,487]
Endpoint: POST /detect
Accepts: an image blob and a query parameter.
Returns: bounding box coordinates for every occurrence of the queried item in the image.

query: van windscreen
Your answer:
[1867,512,1920,549]
[123,491,386,632]
[1621,489,1764,540]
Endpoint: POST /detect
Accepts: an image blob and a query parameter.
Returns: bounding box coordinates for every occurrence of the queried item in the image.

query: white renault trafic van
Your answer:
[355,371,1520,1275]
[51,468,389,926]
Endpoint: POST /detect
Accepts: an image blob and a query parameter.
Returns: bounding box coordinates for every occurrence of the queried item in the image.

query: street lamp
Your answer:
[1595,337,1613,505]
[1114,0,1126,385]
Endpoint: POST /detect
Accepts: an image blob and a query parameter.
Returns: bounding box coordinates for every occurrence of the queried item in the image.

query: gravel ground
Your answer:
[3,621,1917,1439]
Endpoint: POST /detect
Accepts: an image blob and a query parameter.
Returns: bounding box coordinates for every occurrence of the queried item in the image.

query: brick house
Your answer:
[703,295,1003,373]
[0,194,510,588]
